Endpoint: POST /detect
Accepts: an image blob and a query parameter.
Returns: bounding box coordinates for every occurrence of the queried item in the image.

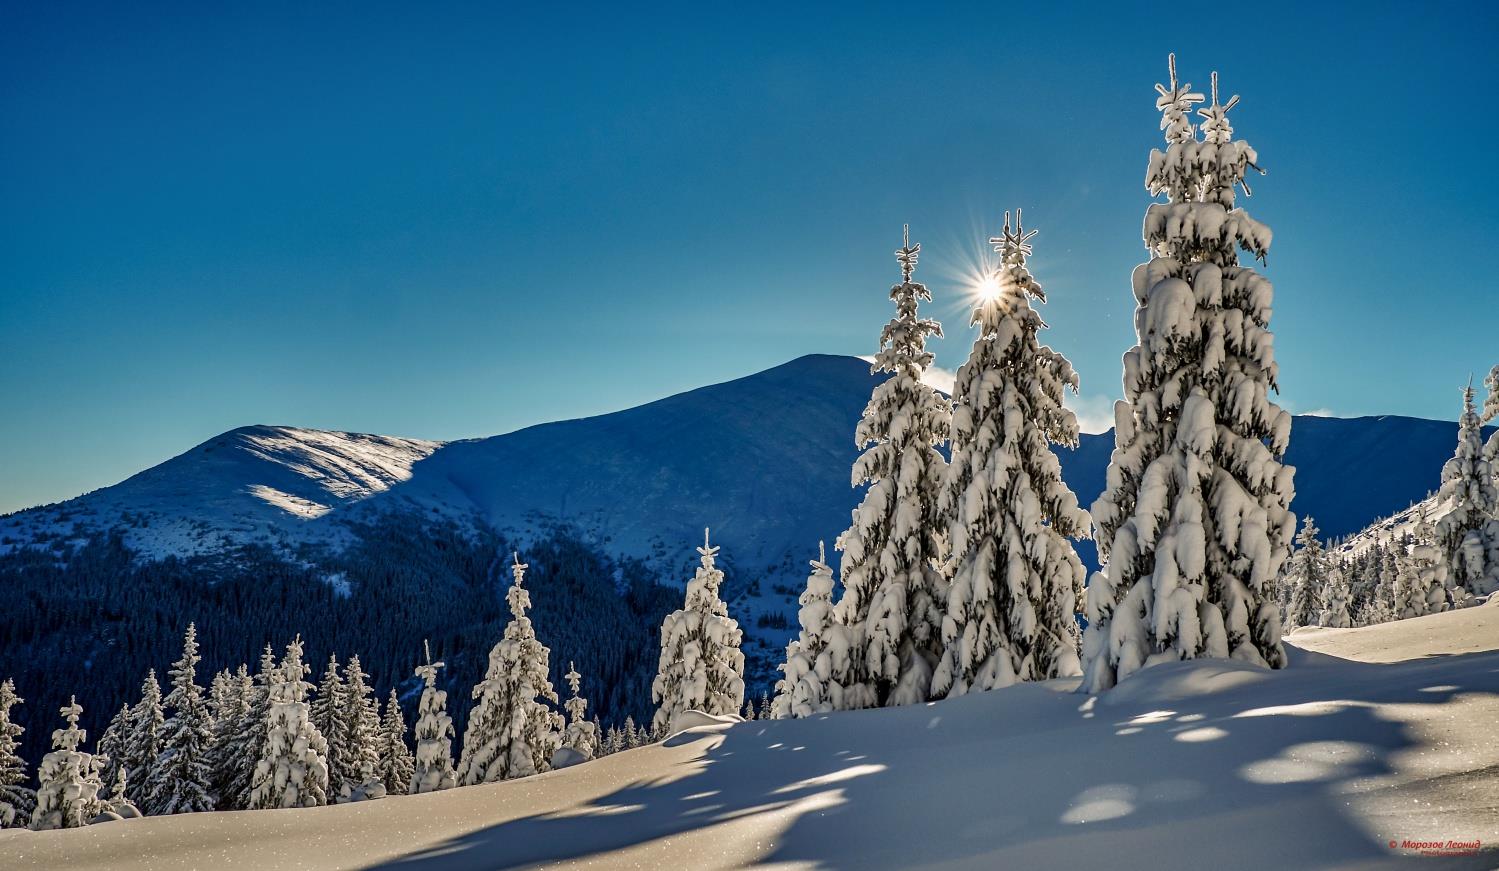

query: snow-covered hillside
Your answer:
[0,426,442,558]
[2,357,1479,573]
[7,599,1496,870]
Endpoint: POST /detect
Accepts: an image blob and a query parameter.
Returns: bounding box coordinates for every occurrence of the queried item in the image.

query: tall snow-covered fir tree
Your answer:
[338,654,384,801]
[835,226,952,708]
[31,697,104,830]
[144,623,214,815]
[410,642,456,794]
[457,554,564,785]
[561,663,598,761]
[934,212,1090,699]
[1081,58,1293,692]
[309,654,349,792]
[1436,382,1499,595]
[248,637,331,810]
[123,669,164,805]
[0,679,34,829]
[1286,517,1329,629]
[376,689,413,797]
[772,542,843,718]
[651,530,746,733]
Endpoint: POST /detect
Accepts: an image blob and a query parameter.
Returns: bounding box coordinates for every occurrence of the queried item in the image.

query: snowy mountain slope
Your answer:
[0,426,442,557]
[3,356,1477,570]
[7,601,1498,870]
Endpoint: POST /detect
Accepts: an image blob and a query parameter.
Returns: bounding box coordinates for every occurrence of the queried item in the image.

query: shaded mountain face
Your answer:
[3,353,1482,575]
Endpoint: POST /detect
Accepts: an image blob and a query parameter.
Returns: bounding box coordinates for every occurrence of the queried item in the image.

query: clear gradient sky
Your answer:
[3,2,1496,513]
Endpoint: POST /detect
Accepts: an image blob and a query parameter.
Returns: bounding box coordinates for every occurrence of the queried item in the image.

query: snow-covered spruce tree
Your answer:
[651,530,746,733]
[1437,382,1499,596]
[309,654,348,792]
[1081,59,1293,692]
[1400,510,1451,619]
[561,663,599,761]
[220,651,273,810]
[934,212,1090,699]
[410,642,456,794]
[31,697,104,830]
[123,669,164,804]
[0,679,34,828]
[338,655,384,801]
[103,768,141,820]
[457,554,564,784]
[1286,518,1329,629]
[1319,566,1352,628]
[205,664,251,809]
[741,698,757,720]
[772,542,842,718]
[376,689,413,796]
[1353,545,1396,627]
[95,702,130,798]
[248,637,331,810]
[144,623,214,815]
[835,226,951,708]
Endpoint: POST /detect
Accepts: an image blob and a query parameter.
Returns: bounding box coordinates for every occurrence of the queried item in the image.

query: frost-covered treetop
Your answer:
[52,697,85,752]
[565,662,581,698]
[507,552,532,623]
[871,224,943,382]
[1154,53,1204,146]
[685,528,728,611]
[1145,59,1269,266]
[1196,72,1240,146]
[414,639,444,689]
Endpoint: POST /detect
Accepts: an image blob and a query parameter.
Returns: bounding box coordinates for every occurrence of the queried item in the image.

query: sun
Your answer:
[973,273,1002,303]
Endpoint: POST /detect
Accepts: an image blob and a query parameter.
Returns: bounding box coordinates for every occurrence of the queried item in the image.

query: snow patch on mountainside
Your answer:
[0,426,442,558]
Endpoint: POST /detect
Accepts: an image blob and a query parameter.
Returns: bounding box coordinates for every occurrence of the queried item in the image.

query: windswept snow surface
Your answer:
[7,604,1499,869]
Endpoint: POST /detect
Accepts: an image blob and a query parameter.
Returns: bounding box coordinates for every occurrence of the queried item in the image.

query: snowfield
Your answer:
[6,603,1498,870]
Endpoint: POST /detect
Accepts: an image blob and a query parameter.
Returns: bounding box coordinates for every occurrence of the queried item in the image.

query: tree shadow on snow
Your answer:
[367,648,1499,870]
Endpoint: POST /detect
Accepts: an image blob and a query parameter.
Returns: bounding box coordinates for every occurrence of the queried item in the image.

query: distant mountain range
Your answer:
[4,353,1482,583]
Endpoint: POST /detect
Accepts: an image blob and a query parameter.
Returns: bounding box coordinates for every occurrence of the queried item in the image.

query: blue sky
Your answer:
[3,2,1496,513]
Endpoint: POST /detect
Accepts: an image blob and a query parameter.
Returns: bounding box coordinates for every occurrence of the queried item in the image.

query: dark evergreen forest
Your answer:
[0,514,682,768]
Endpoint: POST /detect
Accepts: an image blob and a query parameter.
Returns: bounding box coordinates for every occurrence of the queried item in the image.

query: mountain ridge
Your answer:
[2,353,1485,578]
